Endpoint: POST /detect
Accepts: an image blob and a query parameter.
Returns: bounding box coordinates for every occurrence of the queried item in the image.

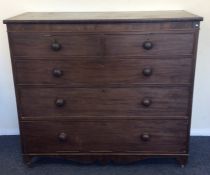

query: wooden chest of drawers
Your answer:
[4,11,203,166]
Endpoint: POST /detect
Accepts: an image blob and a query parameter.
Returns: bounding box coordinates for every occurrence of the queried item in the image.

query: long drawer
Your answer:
[18,87,190,118]
[10,32,194,57]
[21,120,188,154]
[15,58,192,86]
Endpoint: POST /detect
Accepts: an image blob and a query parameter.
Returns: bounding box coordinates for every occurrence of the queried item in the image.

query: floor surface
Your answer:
[0,136,210,175]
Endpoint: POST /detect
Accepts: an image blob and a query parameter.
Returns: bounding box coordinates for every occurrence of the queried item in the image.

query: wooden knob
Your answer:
[143,68,153,76]
[143,41,153,50]
[142,98,152,107]
[58,132,67,141]
[55,98,65,107]
[51,40,62,51]
[52,68,63,78]
[141,133,150,141]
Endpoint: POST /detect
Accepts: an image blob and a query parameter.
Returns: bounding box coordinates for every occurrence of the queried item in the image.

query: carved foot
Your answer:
[23,155,33,167]
[176,156,188,168]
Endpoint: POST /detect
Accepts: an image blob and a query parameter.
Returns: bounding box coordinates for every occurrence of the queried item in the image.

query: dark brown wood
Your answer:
[4,11,203,166]
[51,39,62,51]
[9,33,102,57]
[140,133,150,141]
[142,41,153,50]
[185,22,201,156]
[55,98,66,107]
[141,98,152,107]
[15,58,193,86]
[6,22,196,33]
[52,68,63,78]
[23,155,33,165]
[176,156,188,167]
[3,11,203,24]
[18,87,190,118]
[142,67,153,77]
[22,154,189,165]
[21,120,188,153]
[9,32,194,57]
[58,132,68,142]
[105,33,194,56]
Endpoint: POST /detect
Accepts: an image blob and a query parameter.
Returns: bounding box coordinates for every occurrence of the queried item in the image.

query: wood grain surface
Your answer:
[4,11,203,24]
[10,32,194,57]
[18,87,190,117]
[21,120,188,154]
[4,11,203,165]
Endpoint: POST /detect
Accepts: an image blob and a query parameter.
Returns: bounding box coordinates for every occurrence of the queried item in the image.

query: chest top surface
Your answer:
[3,11,203,24]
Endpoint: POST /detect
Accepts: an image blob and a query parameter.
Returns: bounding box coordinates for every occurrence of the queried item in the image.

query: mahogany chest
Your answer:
[4,11,203,166]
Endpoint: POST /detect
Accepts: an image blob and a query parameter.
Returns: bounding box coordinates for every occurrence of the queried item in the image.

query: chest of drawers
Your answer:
[4,11,203,166]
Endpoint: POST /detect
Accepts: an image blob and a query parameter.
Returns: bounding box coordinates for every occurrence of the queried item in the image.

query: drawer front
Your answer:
[19,87,190,118]
[105,33,194,56]
[10,32,194,57]
[16,58,192,86]
[21,120,188,154]
[10,33,102,57]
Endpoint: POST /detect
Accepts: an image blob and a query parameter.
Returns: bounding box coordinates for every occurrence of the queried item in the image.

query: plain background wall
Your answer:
[0,0,210,135]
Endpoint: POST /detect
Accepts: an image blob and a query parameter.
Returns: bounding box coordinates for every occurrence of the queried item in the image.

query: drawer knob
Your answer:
[52,68,63,78]
[58,132,67,142]
[51,40,62,51]
[142,98,152,107]
[143,68,153,76]
[143,41,153,50]
[141,133,150,141]
[55,98,65,107]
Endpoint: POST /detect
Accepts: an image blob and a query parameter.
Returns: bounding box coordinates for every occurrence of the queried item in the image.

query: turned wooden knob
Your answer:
[55,98,65,107]
[142,41,153,50]
[142,98,152,107]
[141,133,150,141]
[58,132,67,141]
[52,68,63,78]
[143,68,153,76]
[51,40,62,51]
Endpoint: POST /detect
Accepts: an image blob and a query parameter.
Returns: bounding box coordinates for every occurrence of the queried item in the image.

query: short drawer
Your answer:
[19,87,190,118]
[9,33,101,57]
[105,33,194,56]
[21,120,188,154]
[15,58,192,86]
